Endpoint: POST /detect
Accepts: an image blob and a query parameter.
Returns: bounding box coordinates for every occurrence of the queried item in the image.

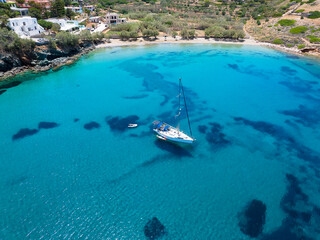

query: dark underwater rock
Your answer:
[144,217,165,239]
[74,118,79,122]
[0,90,6,95]
[198,125,208,134]
[38,121,59,129]
[279,105,320,128]
[106,115,139,132]
[238,199,266,238]
[228,63,239,70]
[0,81,22,90]
[12,128,38,140]
[123,94,148,99]
[281,66,297,76]
[84,121,100,130]
[205,122,230,147]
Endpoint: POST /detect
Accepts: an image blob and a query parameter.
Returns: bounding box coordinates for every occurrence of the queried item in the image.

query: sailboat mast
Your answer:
[177,78,181,132]
[180,78,193,138]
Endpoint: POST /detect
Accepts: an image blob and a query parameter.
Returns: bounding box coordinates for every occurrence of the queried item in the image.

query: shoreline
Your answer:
[1,37,318,83]
[96,36,305,56]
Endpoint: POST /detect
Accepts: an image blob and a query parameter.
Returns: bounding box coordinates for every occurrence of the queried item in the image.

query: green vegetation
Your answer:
[298,44,305,49]
[289,26,308,34]
[55,31,79,48]
[278,19,296,26]
[0,27,35,55]
[308,11,320,19]
[38,20,53,30]
[180,29,196,39]
[273,39,284,44]
[50,0,65,18]
[307,35,320,43]
[295,9,305,13]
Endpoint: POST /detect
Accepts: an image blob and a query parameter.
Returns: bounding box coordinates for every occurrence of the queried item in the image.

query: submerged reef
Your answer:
[144,217,166,239]
[0,81,22,90]
[12,128,38,140]
[261,174,319,240]
[238,199,266,238]
[84,121,100,130]
[38,122,59,129]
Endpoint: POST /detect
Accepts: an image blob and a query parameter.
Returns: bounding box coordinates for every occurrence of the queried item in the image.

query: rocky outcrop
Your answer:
[0,44,96,81]
[0,54,22,72]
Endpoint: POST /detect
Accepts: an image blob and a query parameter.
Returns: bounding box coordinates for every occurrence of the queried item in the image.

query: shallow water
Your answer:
[0,44,320,239]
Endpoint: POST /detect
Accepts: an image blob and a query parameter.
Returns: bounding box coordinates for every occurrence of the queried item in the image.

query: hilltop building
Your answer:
[105,13,126,25]
[7,16,45,37]
[64,6,83,14]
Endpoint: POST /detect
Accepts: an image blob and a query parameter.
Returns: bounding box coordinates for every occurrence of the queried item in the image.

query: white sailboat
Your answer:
[153,78,195,144]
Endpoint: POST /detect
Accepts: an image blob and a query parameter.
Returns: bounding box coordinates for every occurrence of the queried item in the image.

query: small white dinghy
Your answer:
[128,123,138,128]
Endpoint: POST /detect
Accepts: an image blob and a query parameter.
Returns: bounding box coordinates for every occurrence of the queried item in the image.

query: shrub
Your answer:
[268,25,272,27]
[38,19,53,30]
[307,35,320,43]
[55,31,79,48]
[295,9,305,13]
[298,44,305,49]
[308,11,320,19]
[273,39,284,44]
[278,19,296,26]
[289,26,308,34]
[79,30,93,41]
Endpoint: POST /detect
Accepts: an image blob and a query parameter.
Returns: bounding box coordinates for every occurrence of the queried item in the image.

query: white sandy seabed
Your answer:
[96,36,303,56]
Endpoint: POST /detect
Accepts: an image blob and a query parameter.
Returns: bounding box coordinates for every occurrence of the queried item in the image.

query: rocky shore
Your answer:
[0,43,96,82]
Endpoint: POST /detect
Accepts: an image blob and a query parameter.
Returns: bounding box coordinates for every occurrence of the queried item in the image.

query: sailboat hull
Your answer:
[154,127,194,144]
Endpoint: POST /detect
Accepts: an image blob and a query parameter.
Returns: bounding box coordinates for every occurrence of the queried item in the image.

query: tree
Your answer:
[66,8,75,19]
[16,0,25,5]
[29,7,42,19]
[51,23,61,32]
[172,31,178,38]
[51,0,65,17]
[55,31,79,48]
[79,30,93,41]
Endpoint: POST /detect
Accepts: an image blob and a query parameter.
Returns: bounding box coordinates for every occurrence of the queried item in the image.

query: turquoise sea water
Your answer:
[0,44,320,239]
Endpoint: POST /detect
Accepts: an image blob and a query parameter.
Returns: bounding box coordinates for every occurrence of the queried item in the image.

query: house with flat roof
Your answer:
[46,18,80,31]
[105,13,126,25]
[7,16,45,38]
[64,6,82,14]
[10,7,29,16]
[89,16,100,23]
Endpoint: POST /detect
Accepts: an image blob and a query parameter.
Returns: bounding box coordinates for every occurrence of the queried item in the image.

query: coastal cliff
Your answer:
[0,42,96,81]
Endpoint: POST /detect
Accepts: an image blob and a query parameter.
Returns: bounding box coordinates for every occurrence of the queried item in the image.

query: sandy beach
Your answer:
[96,36,304,56]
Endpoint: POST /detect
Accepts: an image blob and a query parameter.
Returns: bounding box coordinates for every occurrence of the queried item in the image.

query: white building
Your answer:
[89,16,100,23]
[46,18,80,31]
[7,16,45,38]
[105,13,127,25]
[10,7,29,16]
[64,6,82,14]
